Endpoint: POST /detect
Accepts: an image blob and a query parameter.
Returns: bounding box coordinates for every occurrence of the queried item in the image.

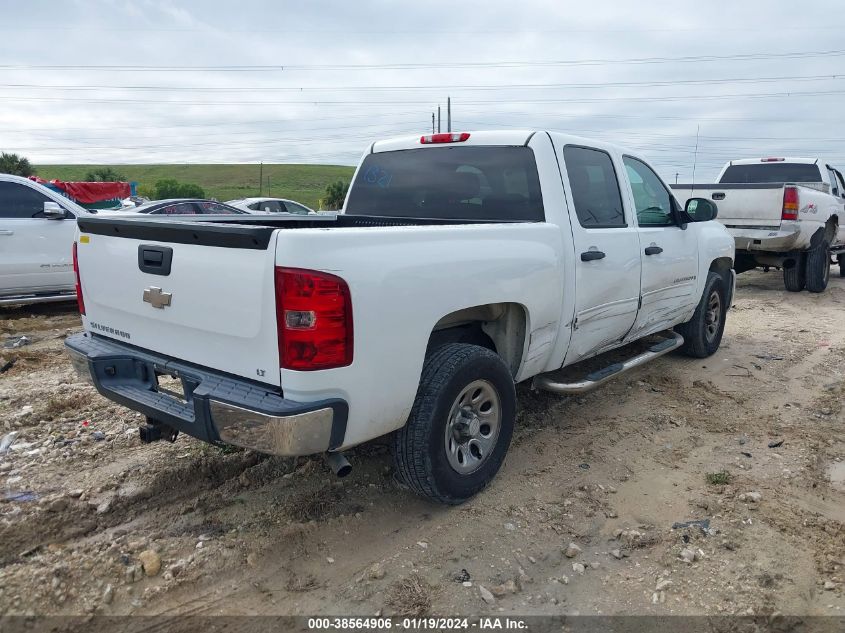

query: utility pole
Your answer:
[267,176,271,197]
[437,106,441,133]
[431,112,435,133]
[447,97,451,133]
[259,162,263,196]
[675,173,679,184]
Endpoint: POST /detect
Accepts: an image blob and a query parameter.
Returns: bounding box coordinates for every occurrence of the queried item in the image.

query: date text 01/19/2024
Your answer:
[306,617,528,630]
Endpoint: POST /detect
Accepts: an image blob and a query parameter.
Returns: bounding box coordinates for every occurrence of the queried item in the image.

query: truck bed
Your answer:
[671,183,787,228]
[78,213,531,249]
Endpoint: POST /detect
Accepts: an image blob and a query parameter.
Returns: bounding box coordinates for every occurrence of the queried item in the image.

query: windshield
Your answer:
[720,163,822,184]
[345,146,544,221]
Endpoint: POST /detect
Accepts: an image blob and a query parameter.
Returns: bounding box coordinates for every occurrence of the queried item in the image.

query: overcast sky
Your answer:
[1,0,843,181]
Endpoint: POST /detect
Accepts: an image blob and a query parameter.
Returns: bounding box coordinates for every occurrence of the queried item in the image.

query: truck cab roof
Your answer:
[370,130,631,158]
[728,157,819,166]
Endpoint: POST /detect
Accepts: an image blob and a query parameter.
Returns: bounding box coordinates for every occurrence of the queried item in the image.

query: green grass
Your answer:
[35,163,356,211]
[705,471,731,485]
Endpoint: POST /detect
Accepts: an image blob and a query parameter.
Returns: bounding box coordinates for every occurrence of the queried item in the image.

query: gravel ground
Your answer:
[0,269,843,618]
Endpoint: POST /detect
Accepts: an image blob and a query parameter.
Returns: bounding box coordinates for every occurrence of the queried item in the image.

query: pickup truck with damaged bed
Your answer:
[672,158,845,293]
[65,130,735,503]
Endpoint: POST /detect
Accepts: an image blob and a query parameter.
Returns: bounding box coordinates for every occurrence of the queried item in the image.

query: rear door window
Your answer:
[345,146,544,221]
[562,146,626,228]
[259,201,283,213]
[196,201,244,214]
[284,201,311,215]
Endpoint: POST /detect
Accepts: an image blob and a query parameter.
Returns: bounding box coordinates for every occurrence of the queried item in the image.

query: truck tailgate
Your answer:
[75,218,281,387]
[672,184,785,227]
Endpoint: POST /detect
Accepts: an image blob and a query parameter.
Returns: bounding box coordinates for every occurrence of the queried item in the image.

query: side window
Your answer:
[836,170,845,198]
[623,157,675,227]
[827,168,840,197]
[562,146,626,228]
[156,203,196,215]
[0,181,53,218]
[283,202,308,214]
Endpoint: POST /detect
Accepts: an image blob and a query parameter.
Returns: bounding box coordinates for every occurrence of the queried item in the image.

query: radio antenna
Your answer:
[691,124,700,195]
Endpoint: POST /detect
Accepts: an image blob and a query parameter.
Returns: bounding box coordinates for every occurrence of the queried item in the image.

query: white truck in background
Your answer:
[672,158,845,293]
[66,130,735,504]
[0,174,93,306]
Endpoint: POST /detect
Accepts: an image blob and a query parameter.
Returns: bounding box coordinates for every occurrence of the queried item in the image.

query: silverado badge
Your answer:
[143,287,172,309]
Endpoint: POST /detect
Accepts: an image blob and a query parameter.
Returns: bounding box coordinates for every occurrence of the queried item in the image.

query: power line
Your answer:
[1,73,842,93]
[1,49,844,72]
[0,111,426,133]
[4,25,845,34]
[3,87,845,106]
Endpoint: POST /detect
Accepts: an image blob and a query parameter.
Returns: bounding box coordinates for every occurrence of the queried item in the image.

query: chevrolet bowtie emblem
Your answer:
[143,286,172,309]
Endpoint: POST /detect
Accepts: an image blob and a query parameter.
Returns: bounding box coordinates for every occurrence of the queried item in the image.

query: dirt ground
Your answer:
[1,269,844,618]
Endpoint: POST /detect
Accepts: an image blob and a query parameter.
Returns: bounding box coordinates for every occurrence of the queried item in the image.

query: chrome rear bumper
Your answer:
[65,333,347,456]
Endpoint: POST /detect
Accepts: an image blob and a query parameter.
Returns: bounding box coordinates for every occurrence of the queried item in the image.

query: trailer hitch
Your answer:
[139,417,179,444]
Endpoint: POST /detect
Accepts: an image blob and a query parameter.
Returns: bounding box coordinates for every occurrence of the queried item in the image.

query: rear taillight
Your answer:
[420,132,470,144]
[274,267,353,371]
[761,157,785,162]
[72,241,85,315]
[782,186,799,221]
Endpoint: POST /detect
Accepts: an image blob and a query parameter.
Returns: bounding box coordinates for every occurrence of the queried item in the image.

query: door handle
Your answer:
[580,250,606,262]
[0,230,13,236]
[644,246,663,256]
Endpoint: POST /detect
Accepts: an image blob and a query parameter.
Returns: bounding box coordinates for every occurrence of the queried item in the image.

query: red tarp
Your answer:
[29,177,130,203]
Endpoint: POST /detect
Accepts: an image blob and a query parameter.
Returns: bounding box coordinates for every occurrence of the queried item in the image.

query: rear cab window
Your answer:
[345,146,545,221]
[719,163,823,184]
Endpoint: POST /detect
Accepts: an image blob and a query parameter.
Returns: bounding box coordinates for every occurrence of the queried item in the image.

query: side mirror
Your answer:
[684,197,718,222]
[43,201,66,220]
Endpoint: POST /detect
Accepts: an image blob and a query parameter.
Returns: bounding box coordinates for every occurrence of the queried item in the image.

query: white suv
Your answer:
[0,174,90,306]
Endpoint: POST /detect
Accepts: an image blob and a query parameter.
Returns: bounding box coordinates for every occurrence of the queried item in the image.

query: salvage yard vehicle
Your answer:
[0,174,92,306]
[65,130,735,504]
[226,197,316,215]
[672,158,845,293]
[122,199,248,216]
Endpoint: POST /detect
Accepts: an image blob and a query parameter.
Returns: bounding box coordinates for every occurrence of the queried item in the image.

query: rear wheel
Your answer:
[783,254,807,292]
[393,343,516,504]
[838,254,845,278]
[805,241,831,293]
[675,271,727,358]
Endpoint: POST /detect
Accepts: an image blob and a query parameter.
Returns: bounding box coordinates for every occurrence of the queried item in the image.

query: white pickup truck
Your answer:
[65,130,734,503]
[0,174,94,305]
[672,158,845,293]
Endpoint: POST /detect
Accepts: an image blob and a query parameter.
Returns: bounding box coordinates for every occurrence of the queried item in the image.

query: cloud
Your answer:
[0,0,843,181]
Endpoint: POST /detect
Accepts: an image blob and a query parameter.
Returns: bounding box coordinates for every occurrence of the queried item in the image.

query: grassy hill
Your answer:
[35,164,356,210]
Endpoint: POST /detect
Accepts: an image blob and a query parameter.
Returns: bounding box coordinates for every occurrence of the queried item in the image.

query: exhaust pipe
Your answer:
[325,452,352,478]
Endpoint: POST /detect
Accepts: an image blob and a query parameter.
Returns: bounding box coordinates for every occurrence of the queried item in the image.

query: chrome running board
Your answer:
[0,292,77,306]
[533,331,684,395]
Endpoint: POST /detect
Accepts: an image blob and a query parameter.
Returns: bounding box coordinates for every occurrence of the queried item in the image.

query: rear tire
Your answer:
[805,242,830,293]
[783,254,807,292]
[839,254,845,278]
[393,343,516,504]
[675,271,727,358]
